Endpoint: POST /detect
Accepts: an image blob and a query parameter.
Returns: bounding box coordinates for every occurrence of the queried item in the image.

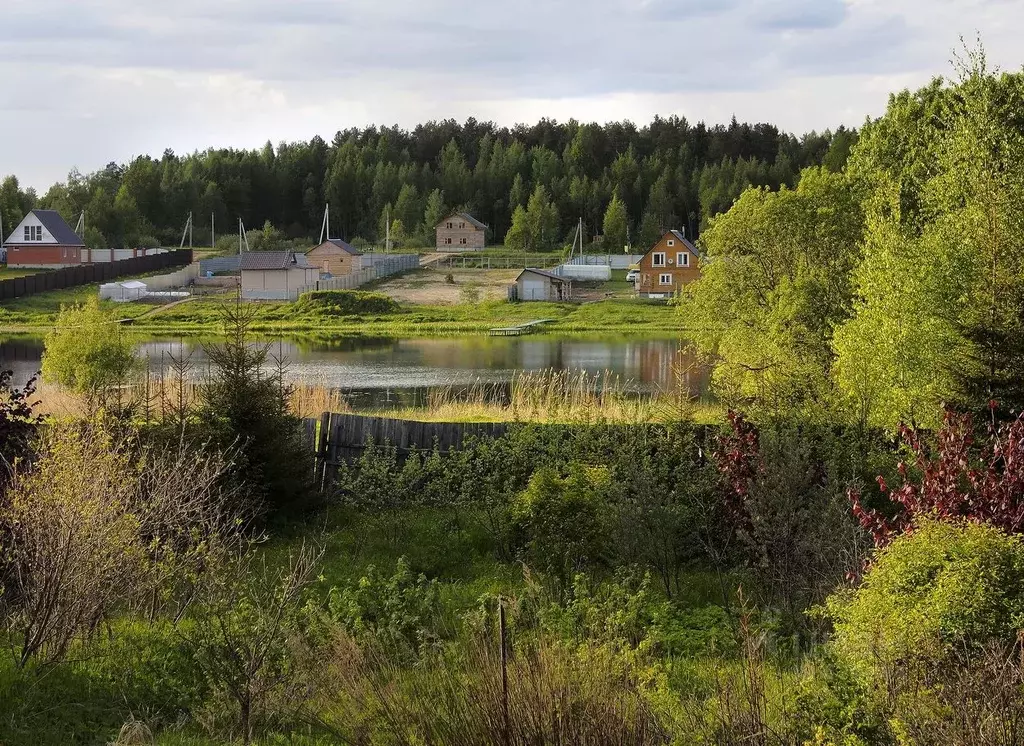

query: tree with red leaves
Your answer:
[850,408,1024,548]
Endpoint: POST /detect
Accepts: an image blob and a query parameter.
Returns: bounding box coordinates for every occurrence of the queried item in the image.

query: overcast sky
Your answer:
[2,0,1022,190]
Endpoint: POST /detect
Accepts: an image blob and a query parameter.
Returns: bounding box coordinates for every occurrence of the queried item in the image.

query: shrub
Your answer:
[827,519,1024,681]
[509,464,613,586]
[326,557,442,656]
[41,297,137,404]
[294,290,399,316]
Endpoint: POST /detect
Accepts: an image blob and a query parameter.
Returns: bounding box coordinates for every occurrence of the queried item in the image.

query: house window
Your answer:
[24,226,30,241]
[667,239,675,247]
[460,223,465,229]
[444,237,452,245]
[460,237,467,245]
[447,222,453,229]
[652,252,666,267]
[659,274,673,285]
[677,252,689,267]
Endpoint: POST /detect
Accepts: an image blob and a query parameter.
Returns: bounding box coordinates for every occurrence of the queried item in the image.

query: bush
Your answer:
[41,297,137,403]
[327,557,442,657]
[509,464,613,586]
[294,290,400,316]
[827,519,1024,680]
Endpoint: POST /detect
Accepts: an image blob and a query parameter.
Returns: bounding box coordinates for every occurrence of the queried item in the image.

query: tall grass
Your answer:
[383,368,721,424]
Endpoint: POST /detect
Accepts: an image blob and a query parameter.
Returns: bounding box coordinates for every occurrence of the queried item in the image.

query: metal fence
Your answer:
[0,250,194,301]
[564,254,643,269]
[288,253,419,300]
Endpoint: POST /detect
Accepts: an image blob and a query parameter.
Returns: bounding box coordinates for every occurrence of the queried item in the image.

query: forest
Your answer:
[4,47,1024,746]
[0,116,855,251]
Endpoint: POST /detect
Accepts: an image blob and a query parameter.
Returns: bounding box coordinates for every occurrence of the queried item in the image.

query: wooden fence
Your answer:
[0,250,194,301]
[305,412,509,489]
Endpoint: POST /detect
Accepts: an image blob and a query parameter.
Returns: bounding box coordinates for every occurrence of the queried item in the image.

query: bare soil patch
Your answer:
[375,268,519,305]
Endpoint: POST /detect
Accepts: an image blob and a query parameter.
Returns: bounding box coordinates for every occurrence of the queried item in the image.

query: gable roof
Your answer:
[34,209,85,246]
[4,209,85,246]
[642,230,699,259]
[239,251,302,271]
[310,238,361,256]
[437,212,487,231]
[517,268,566,284]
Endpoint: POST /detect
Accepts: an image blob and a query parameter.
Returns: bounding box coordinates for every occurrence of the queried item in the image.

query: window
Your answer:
[677,252,689,267]
[460,222,465,229]
[447,222,453,229]
[445,237,452,245]
[659,273,673,285]
[24,226,30,241]
[460,237,467,245]
[652,252,666,267]
[667,239,675,247]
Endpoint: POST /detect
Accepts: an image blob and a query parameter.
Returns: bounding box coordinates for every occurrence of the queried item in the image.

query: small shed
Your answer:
[240,251,319,300]
[99,280,149,303]
[514,268,571,302]
[306,238,362,277]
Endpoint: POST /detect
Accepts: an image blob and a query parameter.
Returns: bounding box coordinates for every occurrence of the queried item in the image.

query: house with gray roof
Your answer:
[436,212,486,251]
[2,209,86,268]
[239,250,319,300]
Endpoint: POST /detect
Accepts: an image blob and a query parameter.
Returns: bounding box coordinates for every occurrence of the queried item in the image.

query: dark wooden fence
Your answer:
[0,250,193,301]
[305,412,509,489]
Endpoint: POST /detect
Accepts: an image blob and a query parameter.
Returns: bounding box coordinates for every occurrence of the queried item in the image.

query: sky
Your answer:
[2,0,1022,191]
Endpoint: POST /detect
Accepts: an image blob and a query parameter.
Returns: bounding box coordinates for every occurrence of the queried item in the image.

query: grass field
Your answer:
[0,264,671,335]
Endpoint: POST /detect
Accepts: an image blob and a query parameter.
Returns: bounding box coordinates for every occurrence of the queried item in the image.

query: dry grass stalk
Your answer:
[322,631,668,745]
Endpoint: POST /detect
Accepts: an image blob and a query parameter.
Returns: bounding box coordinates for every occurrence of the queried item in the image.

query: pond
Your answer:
[0,334,709,411]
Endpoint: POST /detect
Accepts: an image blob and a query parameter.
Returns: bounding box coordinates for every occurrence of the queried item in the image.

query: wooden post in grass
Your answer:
[499,598,510,746]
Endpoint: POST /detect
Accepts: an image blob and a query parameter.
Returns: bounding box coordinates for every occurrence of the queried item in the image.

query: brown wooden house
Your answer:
[306,238,362,276]
[636,230,701,298]
[436,212,486,251]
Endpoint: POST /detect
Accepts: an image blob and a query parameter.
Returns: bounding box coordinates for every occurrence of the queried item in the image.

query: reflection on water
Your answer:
[0,335,709,410]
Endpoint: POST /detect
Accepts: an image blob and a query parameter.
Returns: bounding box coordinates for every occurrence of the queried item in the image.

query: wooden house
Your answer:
[436,212,486,251]
[2,209,86,268]
[636,230,701,298]
[306,238,362,277]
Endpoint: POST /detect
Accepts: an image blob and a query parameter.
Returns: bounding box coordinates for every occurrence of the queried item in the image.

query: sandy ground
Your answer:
[375,268,520,305]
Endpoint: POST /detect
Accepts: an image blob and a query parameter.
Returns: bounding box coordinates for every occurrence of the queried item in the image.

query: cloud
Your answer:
[1,0,1023,188]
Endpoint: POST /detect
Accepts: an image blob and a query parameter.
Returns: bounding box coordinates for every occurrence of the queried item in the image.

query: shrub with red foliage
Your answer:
[713,410,761,532]
[850,409,1024,547]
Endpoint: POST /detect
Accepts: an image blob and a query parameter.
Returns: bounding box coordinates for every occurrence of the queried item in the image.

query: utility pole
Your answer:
[211,212,215,250]
[385,204,391,253]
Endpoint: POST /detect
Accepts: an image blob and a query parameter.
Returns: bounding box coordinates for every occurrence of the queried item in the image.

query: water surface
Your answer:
[0,335,708,410]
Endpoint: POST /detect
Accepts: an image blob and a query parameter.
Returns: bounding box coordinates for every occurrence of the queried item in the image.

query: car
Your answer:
[625,269,640,284]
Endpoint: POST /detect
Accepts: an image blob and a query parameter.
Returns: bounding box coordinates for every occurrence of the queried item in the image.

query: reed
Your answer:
[380,368,720,425]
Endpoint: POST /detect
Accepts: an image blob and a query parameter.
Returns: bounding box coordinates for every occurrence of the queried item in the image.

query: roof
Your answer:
[118,280,148,289]
[310,238,361,256]
[667,230,699,255]
[641,230,700,259]
[517,268,567,284]
[31,209,85,246]
[239,251,302,271]
[437,212,488,231]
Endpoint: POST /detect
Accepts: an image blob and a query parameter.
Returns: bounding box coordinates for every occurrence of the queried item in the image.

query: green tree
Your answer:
[681,167,865,417]
[602,193,629,252]
[41,298,136,402]
[422,188,446,243]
